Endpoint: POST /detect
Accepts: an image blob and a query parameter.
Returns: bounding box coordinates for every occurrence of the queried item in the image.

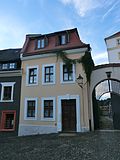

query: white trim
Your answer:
[60,62,76,84]
[42,63,56,85]
[0,82,16,102]
[21,48,88,61]
[24,97,38,120]
[57,94,81,132]
[41,97,56,121]
[26,65,39,86]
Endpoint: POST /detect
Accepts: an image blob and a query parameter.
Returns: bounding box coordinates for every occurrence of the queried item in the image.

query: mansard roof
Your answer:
[21,28,90,57]
[0,48,21,62]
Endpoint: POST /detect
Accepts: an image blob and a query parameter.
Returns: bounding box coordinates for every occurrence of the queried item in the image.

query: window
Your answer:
[59,35,66,45]
[117,39,120,45]
[9,63,16,69]
[2,63,8,69]
[24,98,37,120]
[26,66,38,86]
[44,100,53,118]
[0,63,16,70]
[3,86,12,100]
[0,110,16,131]
[63,64,73,81]
[60,63,75,83]
[0,82,15,102]
[42,64,55,85]
[37,39,45,49]
[41,97,55,120]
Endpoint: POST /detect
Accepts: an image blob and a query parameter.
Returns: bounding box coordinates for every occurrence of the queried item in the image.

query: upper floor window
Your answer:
[26,66,39,86]
[37,39,45,49]
[0,62,16,70]
[63,64,73,81]
[57,33,69,46]
[117,39,120,45]
[9,63,16,69]
[60,63,75,83]
[24,98,37,120]
[0,82,15,102]
[2,64,8,69]
[42,64,55,85]
[59,35,66,45]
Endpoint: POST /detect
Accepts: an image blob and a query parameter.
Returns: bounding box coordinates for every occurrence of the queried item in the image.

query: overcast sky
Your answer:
[0,0,120,65]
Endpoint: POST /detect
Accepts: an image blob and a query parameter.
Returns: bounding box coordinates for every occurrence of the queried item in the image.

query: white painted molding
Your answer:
[26,65,39,86]
[42,63,56,85]
[57,94,81,132]
[24,97,38,120]
[41,97,56,121]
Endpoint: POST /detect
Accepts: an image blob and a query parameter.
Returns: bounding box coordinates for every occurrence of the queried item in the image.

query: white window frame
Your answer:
[60,62,76,84]
[0,82,16,102]
[24,97,38,120]
[26,65,39,86]
[37,39,45,49]
[42,64,56,85]
[41,97,56,121]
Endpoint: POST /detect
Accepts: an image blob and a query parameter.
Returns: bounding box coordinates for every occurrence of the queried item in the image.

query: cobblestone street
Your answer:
[0,131,120,160]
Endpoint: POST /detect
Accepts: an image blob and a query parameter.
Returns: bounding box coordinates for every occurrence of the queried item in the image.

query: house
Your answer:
[105,32,120,129]
[0,49,22,137]
[105,31,120,63]
[18,28,93,136]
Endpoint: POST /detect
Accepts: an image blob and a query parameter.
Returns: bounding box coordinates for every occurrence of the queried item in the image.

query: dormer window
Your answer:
[59,35,66,45]
[37,38,45,49]
[117,39,120,45]
[56,33,69,46]
[0,62,17,70]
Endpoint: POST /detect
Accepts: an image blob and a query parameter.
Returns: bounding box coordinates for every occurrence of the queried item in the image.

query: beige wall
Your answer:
[19,52,90,134]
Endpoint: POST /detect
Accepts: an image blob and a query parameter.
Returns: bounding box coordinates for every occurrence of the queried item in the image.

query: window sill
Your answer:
[60,80,75,84]
[26,83,38,87]
[0,128,15,131]
[42,82,55,85]
[24,117,37,120]
[0,100,13,103]
[41,118,55,121]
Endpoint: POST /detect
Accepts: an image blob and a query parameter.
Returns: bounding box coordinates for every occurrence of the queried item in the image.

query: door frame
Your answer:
[57,94,81,132]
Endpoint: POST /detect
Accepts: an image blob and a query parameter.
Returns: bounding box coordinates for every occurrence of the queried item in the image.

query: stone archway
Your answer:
[90,64,120,130]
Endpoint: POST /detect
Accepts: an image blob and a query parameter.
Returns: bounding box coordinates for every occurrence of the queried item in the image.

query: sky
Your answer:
[0,0,120,65]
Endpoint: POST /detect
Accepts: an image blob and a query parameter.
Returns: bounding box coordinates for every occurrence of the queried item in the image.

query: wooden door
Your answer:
[62,99,76,132]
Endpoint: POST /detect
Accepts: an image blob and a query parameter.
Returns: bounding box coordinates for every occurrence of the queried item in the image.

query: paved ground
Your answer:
[0,131,120,160]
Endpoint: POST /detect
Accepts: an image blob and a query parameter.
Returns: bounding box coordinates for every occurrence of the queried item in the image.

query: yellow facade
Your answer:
[19,49,90,136]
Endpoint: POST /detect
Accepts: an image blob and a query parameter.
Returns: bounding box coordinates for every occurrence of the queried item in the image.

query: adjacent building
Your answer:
[105,32,120,63]
[0,49,22,137]
[19,28,92,136]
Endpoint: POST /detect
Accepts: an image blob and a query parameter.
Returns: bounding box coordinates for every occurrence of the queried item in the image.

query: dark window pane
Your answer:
[44,66,54,83]
[44,100,53,118]
[63,64,73,81]
[4,114,14,129]
[27,100,35,117]
[29,68,37,84]
[3,86,12,100]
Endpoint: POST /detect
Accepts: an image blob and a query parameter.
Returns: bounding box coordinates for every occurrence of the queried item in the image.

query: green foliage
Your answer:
[56,50,94,83]
[81,51,94,83]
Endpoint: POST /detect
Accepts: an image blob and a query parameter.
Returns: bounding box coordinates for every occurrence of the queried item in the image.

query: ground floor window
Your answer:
[24,98,37,120]
[41,97,55,120]
[0,110,16,131]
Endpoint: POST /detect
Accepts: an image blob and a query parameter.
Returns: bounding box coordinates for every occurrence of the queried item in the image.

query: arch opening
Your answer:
[92,79,120,130]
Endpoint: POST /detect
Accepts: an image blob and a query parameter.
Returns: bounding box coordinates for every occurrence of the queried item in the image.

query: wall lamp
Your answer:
[76,74,83,88]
